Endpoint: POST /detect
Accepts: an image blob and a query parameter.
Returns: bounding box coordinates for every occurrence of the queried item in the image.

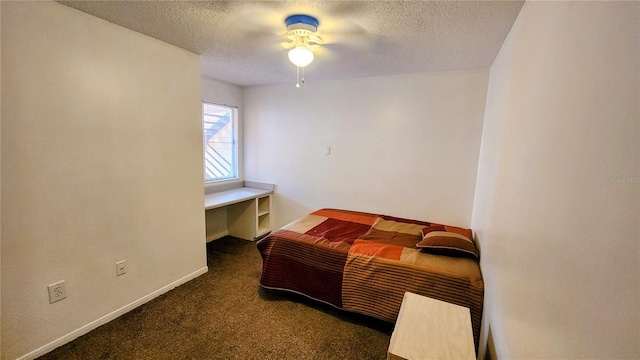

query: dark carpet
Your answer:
[39,237,393,359]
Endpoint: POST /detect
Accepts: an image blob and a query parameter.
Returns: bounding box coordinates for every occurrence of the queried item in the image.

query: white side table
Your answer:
[388,292,475,360]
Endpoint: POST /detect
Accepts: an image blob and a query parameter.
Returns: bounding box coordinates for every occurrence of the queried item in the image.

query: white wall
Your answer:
[472,1,639,358]
[244,70,489,228]
[202,76,243,109]
[1,2,206,359]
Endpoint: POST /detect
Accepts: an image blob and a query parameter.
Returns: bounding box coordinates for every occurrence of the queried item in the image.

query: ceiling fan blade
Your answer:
[281,41,294,50]
[231,2,288,44]
[315,19,379,58]
[322,36,372,55]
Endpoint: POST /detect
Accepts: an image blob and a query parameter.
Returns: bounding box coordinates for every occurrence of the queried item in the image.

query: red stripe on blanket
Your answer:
[379,214,431,227]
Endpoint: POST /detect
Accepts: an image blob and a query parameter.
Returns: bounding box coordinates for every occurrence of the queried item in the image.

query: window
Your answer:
[203,102,237,182]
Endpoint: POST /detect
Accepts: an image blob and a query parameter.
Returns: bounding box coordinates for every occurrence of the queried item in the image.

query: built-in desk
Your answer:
[204,187,272,210]
[204,182,274,242]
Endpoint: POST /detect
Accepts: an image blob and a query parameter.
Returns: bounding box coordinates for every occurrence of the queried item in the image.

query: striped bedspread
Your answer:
[256,208,484,349]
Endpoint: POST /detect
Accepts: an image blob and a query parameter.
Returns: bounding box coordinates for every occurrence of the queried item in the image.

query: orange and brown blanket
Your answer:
[256,208,484,349]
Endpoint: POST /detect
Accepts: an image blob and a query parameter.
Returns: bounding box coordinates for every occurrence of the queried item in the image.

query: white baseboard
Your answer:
[19,266,209,360]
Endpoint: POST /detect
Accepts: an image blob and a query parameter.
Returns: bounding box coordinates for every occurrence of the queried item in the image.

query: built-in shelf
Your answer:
[256,195,271,238]
[204,183,274,241]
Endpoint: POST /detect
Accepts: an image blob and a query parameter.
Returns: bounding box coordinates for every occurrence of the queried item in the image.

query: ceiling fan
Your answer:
[283,14,323,88]
[231,2,376,86]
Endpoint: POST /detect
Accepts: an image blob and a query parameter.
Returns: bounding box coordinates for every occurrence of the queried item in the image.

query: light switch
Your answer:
[324,146,331,155]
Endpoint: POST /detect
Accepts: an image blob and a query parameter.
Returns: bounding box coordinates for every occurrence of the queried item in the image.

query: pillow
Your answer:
[416,224,478,258]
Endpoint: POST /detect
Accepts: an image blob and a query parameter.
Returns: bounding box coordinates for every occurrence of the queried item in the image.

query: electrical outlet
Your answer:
[116,260,127,276]
[47,280,67,304]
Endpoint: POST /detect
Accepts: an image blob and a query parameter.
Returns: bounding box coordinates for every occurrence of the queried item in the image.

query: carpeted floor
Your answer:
[39,237,393,359]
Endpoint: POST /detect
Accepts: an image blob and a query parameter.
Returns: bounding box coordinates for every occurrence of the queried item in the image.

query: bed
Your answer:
[256,208,484,349]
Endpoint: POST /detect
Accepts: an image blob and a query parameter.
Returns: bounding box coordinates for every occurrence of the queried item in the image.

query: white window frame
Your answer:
[202,102,239,184]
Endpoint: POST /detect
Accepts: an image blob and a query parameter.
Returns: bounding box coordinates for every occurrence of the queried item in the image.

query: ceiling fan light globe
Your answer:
[288,47,314,67]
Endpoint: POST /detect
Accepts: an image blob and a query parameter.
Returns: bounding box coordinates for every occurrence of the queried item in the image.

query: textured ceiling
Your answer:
[58,1,524,87]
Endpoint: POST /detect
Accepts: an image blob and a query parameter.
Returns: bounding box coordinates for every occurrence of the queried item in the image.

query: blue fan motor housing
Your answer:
[285,14,319,29]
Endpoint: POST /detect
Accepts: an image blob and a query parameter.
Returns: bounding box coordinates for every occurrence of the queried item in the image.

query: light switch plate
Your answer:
[116,260,127,276]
